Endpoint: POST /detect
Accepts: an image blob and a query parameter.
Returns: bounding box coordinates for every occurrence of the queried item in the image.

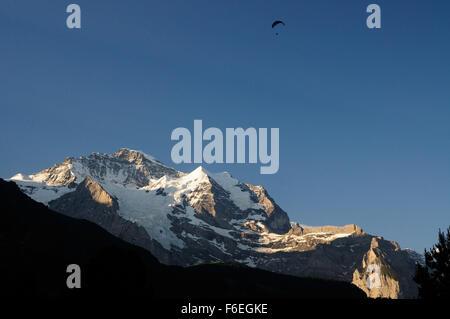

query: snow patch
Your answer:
[210,171,261,211]
[101,182,185,250]
[10,180,73,205]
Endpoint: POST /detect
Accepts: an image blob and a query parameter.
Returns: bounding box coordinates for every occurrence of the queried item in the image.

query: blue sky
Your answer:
[0,0,449,252]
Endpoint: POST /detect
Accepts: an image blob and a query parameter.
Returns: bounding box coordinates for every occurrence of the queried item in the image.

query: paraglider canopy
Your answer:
[272,20,285,35]
[271,20,285,28]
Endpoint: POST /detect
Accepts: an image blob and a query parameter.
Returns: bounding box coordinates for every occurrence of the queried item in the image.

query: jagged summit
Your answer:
[186,166,211,180]
[11,148,181,188]
[113,148,157,163]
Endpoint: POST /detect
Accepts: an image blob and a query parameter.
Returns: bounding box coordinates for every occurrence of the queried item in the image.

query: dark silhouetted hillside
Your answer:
[0,179,366,300]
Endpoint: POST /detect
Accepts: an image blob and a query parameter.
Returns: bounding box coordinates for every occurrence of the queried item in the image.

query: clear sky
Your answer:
[1,0,449,252]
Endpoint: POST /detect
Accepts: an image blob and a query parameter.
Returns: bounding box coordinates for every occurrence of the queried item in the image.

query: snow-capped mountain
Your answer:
[10,148,419,298]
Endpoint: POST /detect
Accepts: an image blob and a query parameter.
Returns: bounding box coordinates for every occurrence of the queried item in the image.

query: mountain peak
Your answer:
[10,173,30,181]
[190,166,211,176]
[113,148,157,163]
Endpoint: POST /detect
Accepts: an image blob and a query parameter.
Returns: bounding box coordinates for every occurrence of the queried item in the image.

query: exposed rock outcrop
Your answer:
[246,184,290,234]
[352,237,418,298]
[289,223,364,236]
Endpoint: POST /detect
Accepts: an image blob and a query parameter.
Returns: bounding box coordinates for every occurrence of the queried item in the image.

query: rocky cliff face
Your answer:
[351,237,418,298]
[10,148,420,298]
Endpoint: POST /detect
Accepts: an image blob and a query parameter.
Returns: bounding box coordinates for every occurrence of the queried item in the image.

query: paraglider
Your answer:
[271,20,285,35]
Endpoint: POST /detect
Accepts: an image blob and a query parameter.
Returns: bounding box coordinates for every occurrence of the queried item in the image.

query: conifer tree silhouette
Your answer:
[414,227,450,299]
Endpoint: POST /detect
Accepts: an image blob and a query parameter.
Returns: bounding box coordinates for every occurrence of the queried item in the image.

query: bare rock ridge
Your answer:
[289,223,364,236]
[49,175,118,219]
[246,183,290,234]
[10,148,420,298]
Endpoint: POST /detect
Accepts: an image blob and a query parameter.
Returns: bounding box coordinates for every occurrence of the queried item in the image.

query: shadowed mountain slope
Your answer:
[0,179,366,299]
